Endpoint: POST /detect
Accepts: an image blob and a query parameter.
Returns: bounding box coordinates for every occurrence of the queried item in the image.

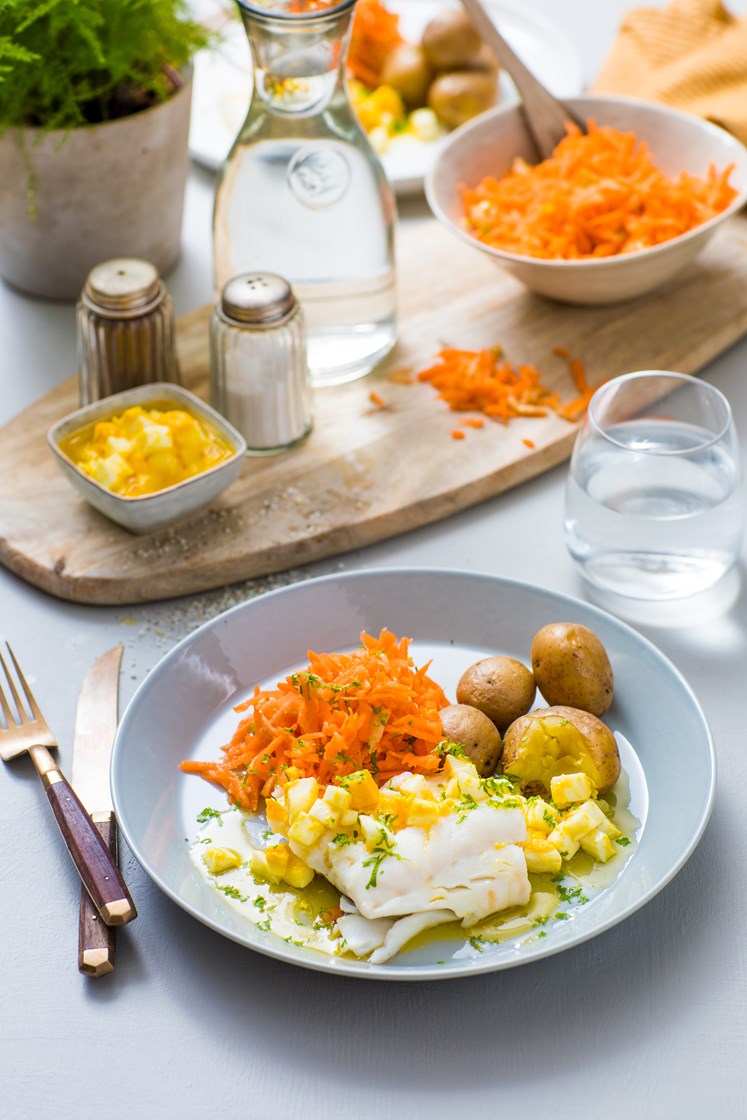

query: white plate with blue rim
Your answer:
[111,567,714,980]
[188,0,584,194]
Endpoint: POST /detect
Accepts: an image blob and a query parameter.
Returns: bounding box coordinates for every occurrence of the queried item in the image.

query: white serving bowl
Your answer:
[48,383,247,535]
[425,95,747,305]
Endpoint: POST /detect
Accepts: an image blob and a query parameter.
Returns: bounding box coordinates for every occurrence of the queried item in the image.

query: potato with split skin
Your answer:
[439,703,502,777]
[456,656,536,734]
[502,705,621,797]
[531,622,614,717]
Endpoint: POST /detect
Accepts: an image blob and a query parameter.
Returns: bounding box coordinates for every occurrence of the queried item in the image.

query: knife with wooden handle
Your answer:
[71,645,134,976]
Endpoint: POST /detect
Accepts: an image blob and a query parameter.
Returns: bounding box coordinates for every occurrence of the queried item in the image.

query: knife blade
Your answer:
[71,645,135,976]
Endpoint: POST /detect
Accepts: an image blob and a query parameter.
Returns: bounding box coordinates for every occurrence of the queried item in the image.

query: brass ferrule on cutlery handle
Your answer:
[31,746,137,926]
[79,813,118,976]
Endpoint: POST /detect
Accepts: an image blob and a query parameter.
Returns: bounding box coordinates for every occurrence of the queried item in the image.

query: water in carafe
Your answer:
[213,0,397,387]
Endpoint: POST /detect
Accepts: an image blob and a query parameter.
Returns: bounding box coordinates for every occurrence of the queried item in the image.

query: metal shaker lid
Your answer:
[83,258,163,313]
[220,273,298,327]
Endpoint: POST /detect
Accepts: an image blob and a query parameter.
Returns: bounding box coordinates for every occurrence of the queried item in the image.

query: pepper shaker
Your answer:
[210,273,313,455]
[77,258,180,405]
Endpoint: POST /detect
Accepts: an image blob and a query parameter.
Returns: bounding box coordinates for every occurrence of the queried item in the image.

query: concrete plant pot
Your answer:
[0,72,193,300]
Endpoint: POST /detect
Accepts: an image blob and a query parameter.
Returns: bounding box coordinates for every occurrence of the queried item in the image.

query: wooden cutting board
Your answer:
[4,215,747,606]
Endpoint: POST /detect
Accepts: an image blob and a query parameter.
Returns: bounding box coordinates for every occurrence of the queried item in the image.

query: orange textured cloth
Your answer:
[593,0,747,145]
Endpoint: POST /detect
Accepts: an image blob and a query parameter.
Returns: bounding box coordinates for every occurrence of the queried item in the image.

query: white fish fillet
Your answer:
[293,807,531,929]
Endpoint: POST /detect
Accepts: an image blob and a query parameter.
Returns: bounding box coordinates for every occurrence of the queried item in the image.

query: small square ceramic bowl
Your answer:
[48,383,247,534]
[426,95,747,305]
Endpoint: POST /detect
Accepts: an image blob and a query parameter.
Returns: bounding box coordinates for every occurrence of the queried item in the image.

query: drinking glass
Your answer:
[564,370,744,600]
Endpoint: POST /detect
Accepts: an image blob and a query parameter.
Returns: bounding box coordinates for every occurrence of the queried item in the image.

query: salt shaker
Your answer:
[77,258,180,405]
[210,273,313,455]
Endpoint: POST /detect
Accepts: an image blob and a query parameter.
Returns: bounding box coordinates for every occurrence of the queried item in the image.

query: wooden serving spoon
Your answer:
[460,0,585,158]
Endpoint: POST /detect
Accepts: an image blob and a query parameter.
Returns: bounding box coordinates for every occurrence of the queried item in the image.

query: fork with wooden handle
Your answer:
[0,644,137,926]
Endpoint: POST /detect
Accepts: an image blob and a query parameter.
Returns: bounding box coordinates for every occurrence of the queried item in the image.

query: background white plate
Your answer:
[112,568,715,981]
[189,0,584,194]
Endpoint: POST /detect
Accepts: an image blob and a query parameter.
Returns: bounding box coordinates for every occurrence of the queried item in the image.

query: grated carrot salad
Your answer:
[417,344,593,425]
[462,121,737,260]
[180,629,448,812]
[348,0,403,87]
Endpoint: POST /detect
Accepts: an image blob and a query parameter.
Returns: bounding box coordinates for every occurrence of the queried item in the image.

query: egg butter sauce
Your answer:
[60,403,235,496]
[189,748,640,965]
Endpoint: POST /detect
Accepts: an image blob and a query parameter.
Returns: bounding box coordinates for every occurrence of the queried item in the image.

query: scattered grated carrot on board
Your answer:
[388,367,414,385]
[523,438,535,448]
[462,120,737,260]
[451,429,466,439]
[461,417,485,428]
[557,351,595,421]
[348,0,404,87]
[417,344,595,428]
[180,629,449,812]
[418,346,561,424]
[369,390,387,409]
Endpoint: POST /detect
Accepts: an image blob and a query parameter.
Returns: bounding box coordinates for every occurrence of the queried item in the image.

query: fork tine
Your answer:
[6,643,44,721]
[0,648,22,726]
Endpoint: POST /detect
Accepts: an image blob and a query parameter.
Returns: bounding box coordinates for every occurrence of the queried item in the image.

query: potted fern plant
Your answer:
[0,0,210,298]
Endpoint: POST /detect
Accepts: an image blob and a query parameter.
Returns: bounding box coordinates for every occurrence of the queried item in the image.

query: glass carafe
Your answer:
[213,0,397,387]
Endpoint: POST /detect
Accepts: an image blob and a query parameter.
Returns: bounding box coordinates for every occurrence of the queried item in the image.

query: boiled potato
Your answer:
[427,71,497,129]
[531,622,614,717]
[502,705,621,797]
[380,44,432,109]
[456,656,535,734]
[462,42,499,77]
[439,703,502,776]
[421,10,483,70]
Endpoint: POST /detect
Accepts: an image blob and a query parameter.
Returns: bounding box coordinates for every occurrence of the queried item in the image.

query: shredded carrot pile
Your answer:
[180,629,449,812]
[348,0,404,87]
[417,344,593,425]
[462,120,737,259]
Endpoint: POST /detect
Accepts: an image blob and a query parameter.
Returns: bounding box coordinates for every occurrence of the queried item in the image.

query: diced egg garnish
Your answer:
[261,756,532,956]
[192,758,635,964]
[59,404,235,497]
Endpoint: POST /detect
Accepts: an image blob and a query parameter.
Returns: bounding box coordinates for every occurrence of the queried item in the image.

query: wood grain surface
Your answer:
[3,216,747,606]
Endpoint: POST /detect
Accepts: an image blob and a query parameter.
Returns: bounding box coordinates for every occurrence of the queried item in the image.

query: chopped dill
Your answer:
[196,807,223,826]
[217,884,247,903]
[363,830,405,888]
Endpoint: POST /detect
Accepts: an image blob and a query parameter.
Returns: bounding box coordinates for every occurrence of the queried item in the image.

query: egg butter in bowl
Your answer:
[426,94,747,304]
[48,383,247,534]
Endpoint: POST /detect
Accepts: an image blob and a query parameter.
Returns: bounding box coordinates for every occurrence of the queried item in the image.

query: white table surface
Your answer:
[3,3,747,1117]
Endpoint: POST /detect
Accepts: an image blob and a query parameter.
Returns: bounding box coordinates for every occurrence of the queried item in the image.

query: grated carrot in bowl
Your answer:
[180,629,449,812]
[462,120,737,260]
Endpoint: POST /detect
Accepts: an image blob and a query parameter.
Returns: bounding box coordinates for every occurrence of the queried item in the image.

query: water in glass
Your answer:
[565,373,744,600]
